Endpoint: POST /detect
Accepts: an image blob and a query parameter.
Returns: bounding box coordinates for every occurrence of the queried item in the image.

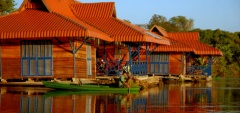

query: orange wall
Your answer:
[169,53,182,75]
[0,93,21,113]
[0,37,97,80]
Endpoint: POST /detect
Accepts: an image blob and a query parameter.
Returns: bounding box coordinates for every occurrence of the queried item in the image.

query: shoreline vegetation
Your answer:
[147,14,240,78]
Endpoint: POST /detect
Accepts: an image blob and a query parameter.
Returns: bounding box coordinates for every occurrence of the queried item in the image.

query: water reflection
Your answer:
[1,78,240,113]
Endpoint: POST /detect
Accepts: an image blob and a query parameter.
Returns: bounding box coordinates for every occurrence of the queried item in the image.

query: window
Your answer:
[150,53,169,74]
[21,40,52,76]
[20,96,52,113]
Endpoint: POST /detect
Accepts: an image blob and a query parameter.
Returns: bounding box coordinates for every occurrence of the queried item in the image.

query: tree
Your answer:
[148,14,180,32]
[169,16,194,31]
[194,29,240,77]
[0,0,16,16]
[148,14,193,32]
[148,14,167,29]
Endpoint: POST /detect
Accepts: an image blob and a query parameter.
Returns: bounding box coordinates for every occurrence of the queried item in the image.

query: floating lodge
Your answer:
[0,0,222,85]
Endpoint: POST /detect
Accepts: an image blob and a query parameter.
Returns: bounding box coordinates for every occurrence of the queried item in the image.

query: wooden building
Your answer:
[0,0,170,82]
[149,25,223,76]
[0,0,115,81]
[70,2,169,76]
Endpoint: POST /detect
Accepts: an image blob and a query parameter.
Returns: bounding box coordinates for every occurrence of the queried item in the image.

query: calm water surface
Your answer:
[1,78,240,113]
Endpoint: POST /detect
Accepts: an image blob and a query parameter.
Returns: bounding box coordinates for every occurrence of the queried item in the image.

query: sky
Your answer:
[14,0,240,32]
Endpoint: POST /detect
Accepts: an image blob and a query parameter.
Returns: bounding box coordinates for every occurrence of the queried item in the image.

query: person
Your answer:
[118,72,129,88]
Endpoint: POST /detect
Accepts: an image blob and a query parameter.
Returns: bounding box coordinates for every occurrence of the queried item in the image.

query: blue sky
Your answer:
[15,0,240,32]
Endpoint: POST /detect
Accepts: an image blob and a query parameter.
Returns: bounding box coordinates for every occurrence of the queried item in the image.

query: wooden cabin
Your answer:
[149,25,223,77]
[69,2,170,76]
[0,0,170,82]
[0,0,114,82]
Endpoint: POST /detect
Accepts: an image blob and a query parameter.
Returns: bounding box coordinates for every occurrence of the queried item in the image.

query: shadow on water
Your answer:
[1,78,240,113]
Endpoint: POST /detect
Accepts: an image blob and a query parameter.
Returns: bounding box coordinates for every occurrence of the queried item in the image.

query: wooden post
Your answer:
[146,43,149,75]
[0,40,1,80]
[208,56,212,76]
[182,53,186,75]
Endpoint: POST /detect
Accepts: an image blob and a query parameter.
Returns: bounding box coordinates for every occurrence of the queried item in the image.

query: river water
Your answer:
[0,78,240,113]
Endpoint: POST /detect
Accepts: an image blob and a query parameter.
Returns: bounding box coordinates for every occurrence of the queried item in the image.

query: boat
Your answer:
[42,81,140,92]
[43,90,140,97]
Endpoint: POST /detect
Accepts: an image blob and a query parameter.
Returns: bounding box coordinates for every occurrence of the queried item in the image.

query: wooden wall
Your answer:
[1,39,21,79]
[0,37,97,80]
[169,53,182,75]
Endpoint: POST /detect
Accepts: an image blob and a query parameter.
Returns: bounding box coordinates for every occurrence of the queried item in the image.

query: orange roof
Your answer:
[70,2,170,45]
[168,32,223,55]
[150,25,169,37]
[150,38,193,52]
[150,25,222,56]
[0,0,112,41]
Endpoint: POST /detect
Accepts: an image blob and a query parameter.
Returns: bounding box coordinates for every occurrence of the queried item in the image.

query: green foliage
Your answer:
[148,14,193,32]
[148,14,180,32]
[169,16,194,31]
[193,29,240,77]
[0,0,16,16]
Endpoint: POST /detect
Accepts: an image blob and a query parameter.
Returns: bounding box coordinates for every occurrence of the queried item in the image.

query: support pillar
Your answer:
[128,45,132,74]
[146,43,149,74]
[104,42,106,61]
[0,40,2,80]
[208,56,212,76]
[68,37,89,78]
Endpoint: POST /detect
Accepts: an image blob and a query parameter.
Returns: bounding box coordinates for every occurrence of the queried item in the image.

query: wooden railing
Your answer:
[96,60,147,76]
[186,66,210,75]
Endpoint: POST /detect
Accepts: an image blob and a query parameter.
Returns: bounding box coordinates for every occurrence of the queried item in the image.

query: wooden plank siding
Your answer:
[1,39,21,79]
[0,37,97,80]
[169,53,182,75]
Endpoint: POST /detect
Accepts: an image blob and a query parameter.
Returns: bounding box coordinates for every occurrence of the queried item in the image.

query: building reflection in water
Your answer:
[0,82,222,113]
[129,83,220,113]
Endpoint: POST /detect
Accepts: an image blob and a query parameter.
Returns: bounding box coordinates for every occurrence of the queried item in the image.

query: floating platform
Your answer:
[161,74,212,83]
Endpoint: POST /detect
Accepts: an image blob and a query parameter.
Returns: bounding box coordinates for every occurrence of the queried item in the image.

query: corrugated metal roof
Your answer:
[151,38,193,52]
[149,25,222,56]
[0,0,112,42]
[0,10,87,38]
[71,2,116,18]
[168,32,223,55]
[71,3,170,45]
[168,32,199,41]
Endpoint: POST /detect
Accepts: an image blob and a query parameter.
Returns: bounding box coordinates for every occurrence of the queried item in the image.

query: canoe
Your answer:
[43,90,140,97]
[42,81,140,92]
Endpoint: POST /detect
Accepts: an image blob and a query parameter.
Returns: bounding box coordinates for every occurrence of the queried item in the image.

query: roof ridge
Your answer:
[82,2,115,4]
[51,12,87,30]
[71,2,115,18]
[115,18,144,36]
[150,25,169,37]
[70,5,112,36]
